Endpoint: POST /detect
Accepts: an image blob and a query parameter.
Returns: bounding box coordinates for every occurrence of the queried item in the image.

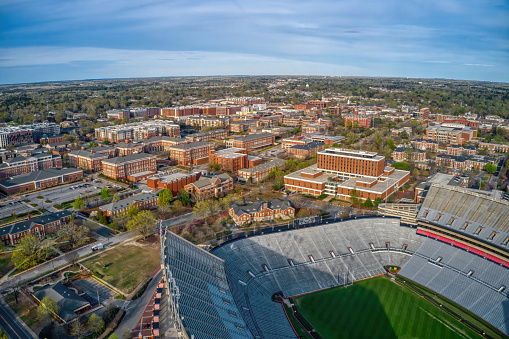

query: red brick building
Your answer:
[425,124,477,145]
[435,115,479,128]
[238,158,285,183]
[99,193,158,217]
[307,100,331,108]
[184,173,233,198]
[226,133,275,151]
[344,115,372,128]
[410,139,439,152]
[167,141,213,166]
[392,147,426,162]
[209,148,248,173]
[147,172,199,195]
[0,168,83,194]
[478,142,509,153]
[40,135,64,144]
[288,141,325,159]
[446,145,476,156]
[101,153,157,182]
[229,199,295,225]
[185,129,229,142]
[0,210,72,246]
[68,150,109,172]
[0,153,62,181]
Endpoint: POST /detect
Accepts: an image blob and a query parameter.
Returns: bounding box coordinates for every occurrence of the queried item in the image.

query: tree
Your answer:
[349,189,359,207]
[87,313,105,335]
[58,221,89,249]
[73,196,85,210]
[158,189,173,208]
[412,168,421,177]
[373,197,384,208]
[37,297,60,323]
[108,335,119,339]
[64,251,80,267]
[211,163,221,171]
[404,148,414,162]
[485,163,497,174]
[332,143,339,147]
[127,202,140,218]
[11,234,49,270]
[179,189,192,206]
[387,139,396,151]
[363,198,373,208]
[398,131,409,139]
[100,187,111,202]
[346,132,356,144]
[127,210,156,238]
[112,193,120,202]
[172,200,184,214]
[70,319,87,338]
[0,328,9,339]
[193,200,212,218]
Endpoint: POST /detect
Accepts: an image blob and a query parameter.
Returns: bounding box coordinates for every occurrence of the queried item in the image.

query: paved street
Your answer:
[0,300,35,339]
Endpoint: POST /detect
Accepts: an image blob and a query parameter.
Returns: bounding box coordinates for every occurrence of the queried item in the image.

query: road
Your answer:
[0,300,35,339]
[112,270,164,338]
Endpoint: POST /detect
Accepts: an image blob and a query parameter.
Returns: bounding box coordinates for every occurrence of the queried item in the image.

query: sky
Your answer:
[0,0,508,84]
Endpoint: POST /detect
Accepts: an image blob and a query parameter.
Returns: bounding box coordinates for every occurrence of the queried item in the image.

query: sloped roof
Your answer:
[100,193,157,213]
[231,199,294,216]
[33,282,90,322]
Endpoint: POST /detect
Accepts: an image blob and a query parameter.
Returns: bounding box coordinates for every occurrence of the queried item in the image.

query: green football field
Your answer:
[293,275,479,339]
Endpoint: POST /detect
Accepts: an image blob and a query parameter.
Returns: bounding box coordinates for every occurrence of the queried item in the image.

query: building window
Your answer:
[488,232,497,240]
[474,227,483,235]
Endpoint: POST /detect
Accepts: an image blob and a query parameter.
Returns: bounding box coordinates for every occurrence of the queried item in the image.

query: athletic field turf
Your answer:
[293,275,479,339]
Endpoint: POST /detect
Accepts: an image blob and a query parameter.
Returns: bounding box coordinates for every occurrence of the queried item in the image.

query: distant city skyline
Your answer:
[0,0,508,84]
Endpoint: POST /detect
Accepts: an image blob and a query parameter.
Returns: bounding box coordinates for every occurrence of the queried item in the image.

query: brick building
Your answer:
[478,142,509,153]
[435,154,495,171]
[147,172,199,195]
[284,148,409,202]
[185,129,229,142]
[0,168,83,194]
[288,141,325,159]
[226,133,275,151]
[185,116,230,129]
[68,150,108,172]
[419,108,430,122]
[282,135,312,149]
[237,158,285,183]
[141,136,185,153]
[229,199,295,225]
[184,173,233,198]
[0,153,62,181]
[424,124,477,145]
[0,210,72,246]
[99,193,158,217]
[0,126,33,148]
[343,114,372,128]
[446,145,476,156]
[307,100,331,108]
[411,139,439,152]
[392,147,426,162]
[95,121,180,142]
[208,148,248,173]
[101,153,157,182]
[435,115,479,128]
[115,142,144,156]
[40,135,64,144]
[167,141,213,166]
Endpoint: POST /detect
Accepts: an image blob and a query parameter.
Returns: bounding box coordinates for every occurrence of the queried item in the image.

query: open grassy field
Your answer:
[0,252,14,277]
[293,275,479,339]
[82,237,160,294]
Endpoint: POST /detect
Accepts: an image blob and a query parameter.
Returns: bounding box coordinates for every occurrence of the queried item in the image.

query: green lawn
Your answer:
[82,240,160,294]
[293,276,479,339]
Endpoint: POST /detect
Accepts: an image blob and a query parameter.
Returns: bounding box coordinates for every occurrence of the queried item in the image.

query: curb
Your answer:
[91,275,121,295]
[0,295,38,338]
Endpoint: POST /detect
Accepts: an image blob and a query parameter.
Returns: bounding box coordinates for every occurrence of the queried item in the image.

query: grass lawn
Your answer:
[0,253,14,277]
[82,238,160,294]
[293,275,479,339]
[5,292,41,333]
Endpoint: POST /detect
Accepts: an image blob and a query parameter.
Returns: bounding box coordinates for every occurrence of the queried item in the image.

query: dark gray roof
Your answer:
[0,210,71,236]
[102,153,154,164]
[190,173,231,189]
[169,141,212,150]
[0,168,83,188]
[411,139,438,144]
[290,141,324,150]
[447,145,476,150]
[33,282,90,322]
[69,150,107,159]
[100,193,157,213]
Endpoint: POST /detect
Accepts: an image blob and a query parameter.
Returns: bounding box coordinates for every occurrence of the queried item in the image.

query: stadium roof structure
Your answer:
[162,216,509,338]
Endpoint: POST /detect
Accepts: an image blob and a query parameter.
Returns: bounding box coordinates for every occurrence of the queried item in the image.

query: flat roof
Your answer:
[318,148,384,160]
[238,158,284,174]
[284,164,337,183]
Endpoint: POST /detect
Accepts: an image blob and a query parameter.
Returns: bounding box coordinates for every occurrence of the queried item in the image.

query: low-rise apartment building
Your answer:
[392,147,426,162]
[184,173,233,198]
[0,210,72,246]
[208,148,248,173]
[185,116,230,129]
[0,168,83,194]
[344,114,372,128]
[229,199,295,225]
[185,129,229,142]
[282,135,312,149]
[147,172,199,195]
[288,141,325,159]
[68,150,108,172]
[237,158,285,183]
[101,153,157,182]
[99,193,158,217]
[167,141,213,166]
[95,121,180,142]
[141,136,185,153]
[478,142,509,153]
[435,154,495,171]
[226,133,275,151]
[0,153,62,180]
[411,139,439,152]
[446,145,476,156]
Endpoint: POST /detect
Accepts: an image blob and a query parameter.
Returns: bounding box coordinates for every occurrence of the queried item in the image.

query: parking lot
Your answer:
[0,200,37,219]
[73,277,117,305]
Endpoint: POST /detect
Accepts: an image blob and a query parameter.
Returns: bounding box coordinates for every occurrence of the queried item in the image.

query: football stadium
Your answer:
[161,184,509,339]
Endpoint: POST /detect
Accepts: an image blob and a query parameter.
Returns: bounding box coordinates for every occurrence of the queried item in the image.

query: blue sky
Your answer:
[0,0,508,84]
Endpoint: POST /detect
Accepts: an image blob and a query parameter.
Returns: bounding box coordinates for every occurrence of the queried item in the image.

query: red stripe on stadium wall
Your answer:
[504,262,509,268]
[485,254,504,265]
[438,236,453,244]
[467,247,486,257]
[416,229,424,235]
[424,231,438,239]
[452,241,468,250]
